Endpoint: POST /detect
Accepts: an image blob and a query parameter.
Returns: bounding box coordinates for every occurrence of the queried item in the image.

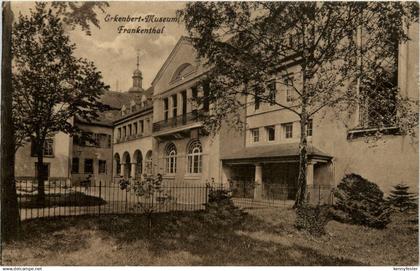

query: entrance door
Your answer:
[35,162,50,180]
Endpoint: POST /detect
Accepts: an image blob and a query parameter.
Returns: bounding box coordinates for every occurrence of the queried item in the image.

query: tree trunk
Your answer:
[1,1,21,242]
[36,140,46,205]
[294,49,309,208]
[294,116,308,208]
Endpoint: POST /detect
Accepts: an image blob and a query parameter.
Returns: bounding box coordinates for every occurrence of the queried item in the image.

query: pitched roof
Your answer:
[75,89,149,127]
[221,143,332,162]
[99,91,133,110]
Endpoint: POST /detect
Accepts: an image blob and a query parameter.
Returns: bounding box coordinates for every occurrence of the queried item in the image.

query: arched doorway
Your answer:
[122,151,131,178]
[133,150,143,179]
[114,153,121,177]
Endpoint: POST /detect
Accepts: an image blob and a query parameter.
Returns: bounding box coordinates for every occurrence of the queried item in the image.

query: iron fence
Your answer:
[16,180,210,221]
[15,180,335,220]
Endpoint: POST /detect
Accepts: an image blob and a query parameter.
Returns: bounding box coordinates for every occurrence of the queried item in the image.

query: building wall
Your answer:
[222,23,419,194]
[71,123,113,185]
[15,131,71,182]
[155,133,220,185]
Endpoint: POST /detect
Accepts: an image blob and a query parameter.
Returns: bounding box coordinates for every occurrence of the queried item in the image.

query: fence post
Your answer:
[205,185,208,206]
[125,187,128,213]
[318,185,321,206]
[99,181,102,216]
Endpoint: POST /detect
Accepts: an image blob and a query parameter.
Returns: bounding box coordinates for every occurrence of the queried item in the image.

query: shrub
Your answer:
[204,185,246,228]
[295,204,331,236]
[387,183,418,212]
[333,173,391,229]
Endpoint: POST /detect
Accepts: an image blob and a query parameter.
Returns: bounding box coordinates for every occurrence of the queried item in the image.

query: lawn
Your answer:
[18,192,106,208]
[2,207,418,266]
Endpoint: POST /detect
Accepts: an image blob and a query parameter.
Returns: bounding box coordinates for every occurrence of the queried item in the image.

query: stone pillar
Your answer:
[306,161,315,204]
[197,85,204,111]
[186,88,192,113]
[254,164,263,200]
[113,159,118,177]
[178,92,183,116]
[306,162,314,186]
[168,95,174,118]
[131,163,136,179]
[120,163,125,178]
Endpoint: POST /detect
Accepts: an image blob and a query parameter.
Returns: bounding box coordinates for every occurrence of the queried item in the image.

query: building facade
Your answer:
[150,37,221,185]
[15,24,418,201]
[220,23,419,201]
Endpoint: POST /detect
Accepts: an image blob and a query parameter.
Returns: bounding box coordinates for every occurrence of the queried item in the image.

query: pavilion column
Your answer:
[306,161,315,203]
[131,163,136,179]
[120,163,125,178]
[254,163,263,200]
[113,160,118,177]
[306,162,314,186]
[186,88,192,113]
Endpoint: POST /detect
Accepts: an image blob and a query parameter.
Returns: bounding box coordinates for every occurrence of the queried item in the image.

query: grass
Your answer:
[18,192,106,208]
[2,207,418,266]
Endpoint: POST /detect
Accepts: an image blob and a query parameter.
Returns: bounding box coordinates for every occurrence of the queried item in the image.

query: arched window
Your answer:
[187,140,202,174]
[145,150,153,175]
[171,63,194,82]
[165,143,177,174]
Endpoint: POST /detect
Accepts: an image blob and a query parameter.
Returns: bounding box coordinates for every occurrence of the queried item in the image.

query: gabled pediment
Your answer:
[151,37,204,93]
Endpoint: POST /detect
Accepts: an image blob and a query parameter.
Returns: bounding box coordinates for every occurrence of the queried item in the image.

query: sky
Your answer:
[12,1,188,92]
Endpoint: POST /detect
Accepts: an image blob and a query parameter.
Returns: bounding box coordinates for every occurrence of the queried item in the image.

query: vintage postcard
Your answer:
[1,1,418,268]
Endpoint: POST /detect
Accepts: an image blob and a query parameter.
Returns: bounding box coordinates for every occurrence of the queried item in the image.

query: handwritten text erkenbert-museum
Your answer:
[104,14,179,34]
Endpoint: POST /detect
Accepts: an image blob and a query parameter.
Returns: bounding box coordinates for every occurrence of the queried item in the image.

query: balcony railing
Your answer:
[153,110,202,133]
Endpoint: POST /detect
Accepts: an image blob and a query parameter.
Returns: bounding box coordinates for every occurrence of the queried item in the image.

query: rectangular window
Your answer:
[181,91,187,115]
[96,133,110,148]
[31,138,54,157]
[43,139,54,156]
[73,135,80,145]
[192,86,198,99]
[140,120,144,134]
[123,126,126,138]
[358,26,398,128]
[98,160,106,174]
[84,159,93,174]
[251,128,260,143]
[133,122,138,135]
[71,157,79,173]
[307,119,313,137]
[128,124,132,136]
[266,126,275,141]
[268,81,276,105]
[164,98,169,121]
[284,75,294,102]
[118,128,121,139]
[283,123,293,139]
[172,94,177,117]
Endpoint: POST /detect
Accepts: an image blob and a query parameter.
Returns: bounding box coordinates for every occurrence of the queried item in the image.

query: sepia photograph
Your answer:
[1,0,419,268]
